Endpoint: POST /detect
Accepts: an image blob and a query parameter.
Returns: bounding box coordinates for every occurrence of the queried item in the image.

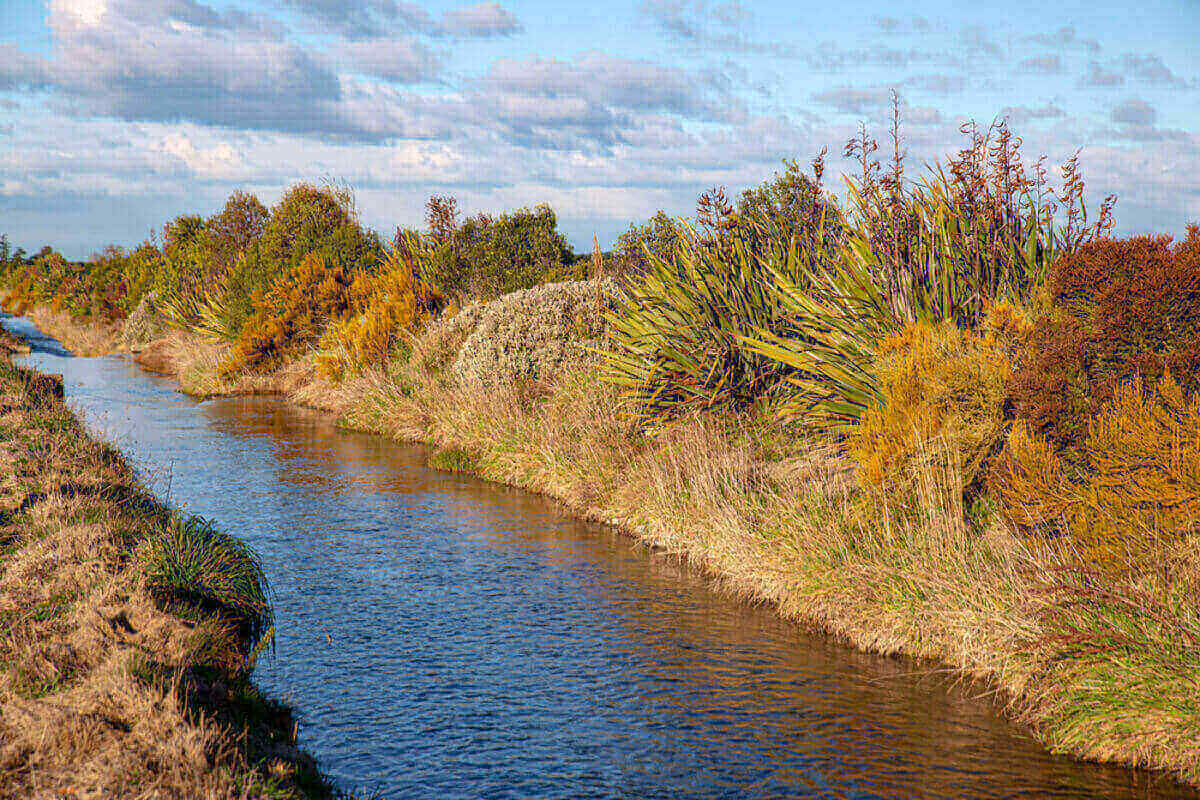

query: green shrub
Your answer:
[418,197,574,300]
[138,515,273,646]
[614,211,686,277]
[258,182,382,280]
[204,190,268,273]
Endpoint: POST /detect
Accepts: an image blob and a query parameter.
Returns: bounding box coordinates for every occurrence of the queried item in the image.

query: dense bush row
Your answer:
[3,113,1198,581]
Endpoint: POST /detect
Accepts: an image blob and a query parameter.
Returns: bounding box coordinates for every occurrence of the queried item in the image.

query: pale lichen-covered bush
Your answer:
[407,301,485,378]
[452,278,619,388]
[121,291,165,351]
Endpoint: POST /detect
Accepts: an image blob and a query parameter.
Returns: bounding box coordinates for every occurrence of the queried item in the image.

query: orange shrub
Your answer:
[227,252,355,373]
[315,242,446,380]
[850,308,1020,490]
[992,374,1200,573]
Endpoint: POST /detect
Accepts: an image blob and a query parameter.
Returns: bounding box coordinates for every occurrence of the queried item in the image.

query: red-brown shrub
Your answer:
[1011,225,1200,449]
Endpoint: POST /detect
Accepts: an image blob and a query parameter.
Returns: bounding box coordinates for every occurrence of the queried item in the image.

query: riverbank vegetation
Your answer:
[4,110,1200,789]
[0,352,338,797]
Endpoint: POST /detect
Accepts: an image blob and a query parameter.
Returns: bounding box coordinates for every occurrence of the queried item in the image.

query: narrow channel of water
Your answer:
[4,312,1196,800]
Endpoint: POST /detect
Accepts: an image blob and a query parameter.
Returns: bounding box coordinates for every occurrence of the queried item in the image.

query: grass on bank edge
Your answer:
[0,354,345,799]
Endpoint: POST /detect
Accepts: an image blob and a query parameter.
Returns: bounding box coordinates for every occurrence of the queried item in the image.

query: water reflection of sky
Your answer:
[4,311,1196,800]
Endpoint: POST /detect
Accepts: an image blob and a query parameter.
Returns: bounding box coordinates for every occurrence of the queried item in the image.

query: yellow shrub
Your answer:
[992,375,1200,572]
[850,319,1011,488]
[315,244,445,380]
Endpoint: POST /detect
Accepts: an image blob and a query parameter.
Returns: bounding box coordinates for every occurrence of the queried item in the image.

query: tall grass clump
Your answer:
[138,514,274,649]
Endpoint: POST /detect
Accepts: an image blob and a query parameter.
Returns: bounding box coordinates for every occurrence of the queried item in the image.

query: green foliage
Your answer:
[204,190,268,273]
[744,124,1114,432]
[162,214,205,255]
[603,220,807,423]
[138,514,274,646]
[419,198,574,300]
[1011,227,1200,451]
[258,182,382,281]
[615,211,686,277]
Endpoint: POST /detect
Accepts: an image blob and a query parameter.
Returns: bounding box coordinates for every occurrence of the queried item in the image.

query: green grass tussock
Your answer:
[138,514,275,650]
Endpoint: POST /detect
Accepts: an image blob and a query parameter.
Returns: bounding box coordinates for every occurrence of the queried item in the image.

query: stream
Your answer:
[4,311,1196,800]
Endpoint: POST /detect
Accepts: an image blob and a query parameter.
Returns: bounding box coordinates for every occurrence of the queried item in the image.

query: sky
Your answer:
[0,0,1198,259]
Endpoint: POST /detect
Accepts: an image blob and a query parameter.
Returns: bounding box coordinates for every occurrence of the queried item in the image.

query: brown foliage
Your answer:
[1011,226,1200,449]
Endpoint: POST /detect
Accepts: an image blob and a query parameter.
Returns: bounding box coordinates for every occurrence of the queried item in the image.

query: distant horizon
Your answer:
[2,0,1198,260]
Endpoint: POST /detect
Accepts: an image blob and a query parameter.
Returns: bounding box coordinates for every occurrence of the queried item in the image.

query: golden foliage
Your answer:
[992,374,1200,571]
[850,318,1012,488]
[315,243,445,380]
[227,251,355,373]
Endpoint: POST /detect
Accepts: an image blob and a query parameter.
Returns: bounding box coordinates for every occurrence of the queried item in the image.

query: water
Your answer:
[4,311,1196,800]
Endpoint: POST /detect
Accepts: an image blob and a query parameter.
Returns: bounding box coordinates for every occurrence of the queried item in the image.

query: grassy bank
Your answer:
[0,340,338,798]
[17,291,1200,790]
[342,326,1200,788]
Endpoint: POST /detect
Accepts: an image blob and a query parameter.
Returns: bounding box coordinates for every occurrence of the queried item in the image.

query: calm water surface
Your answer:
[5,311,1197,800]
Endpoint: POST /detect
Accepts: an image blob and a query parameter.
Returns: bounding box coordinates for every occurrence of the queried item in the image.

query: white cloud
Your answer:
[155,133,241,176]
[49,0,108,26]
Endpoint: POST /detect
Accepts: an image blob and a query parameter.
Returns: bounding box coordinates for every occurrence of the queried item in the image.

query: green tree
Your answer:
[615,211,685,276]
[205,191,268,273]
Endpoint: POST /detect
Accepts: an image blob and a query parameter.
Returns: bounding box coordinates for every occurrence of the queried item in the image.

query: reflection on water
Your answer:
[5,310,1196,800]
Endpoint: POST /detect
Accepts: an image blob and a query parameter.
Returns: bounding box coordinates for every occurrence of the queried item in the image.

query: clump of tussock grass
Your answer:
[138,514,274,651]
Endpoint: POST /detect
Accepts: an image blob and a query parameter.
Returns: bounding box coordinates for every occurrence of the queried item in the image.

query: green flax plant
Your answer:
[742,119,1116,433]
[602,213,840,426]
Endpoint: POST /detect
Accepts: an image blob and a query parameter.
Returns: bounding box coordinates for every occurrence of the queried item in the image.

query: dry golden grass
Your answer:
[22,306,121,357]
[0,358,335,799]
